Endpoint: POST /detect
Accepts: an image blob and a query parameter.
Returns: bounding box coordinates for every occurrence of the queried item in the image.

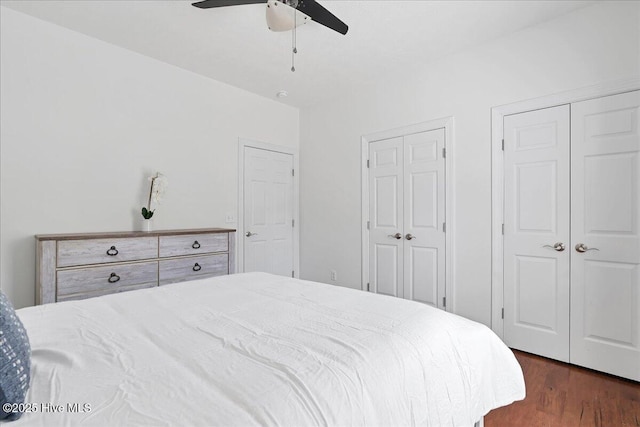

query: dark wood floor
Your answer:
[485,350,640,427]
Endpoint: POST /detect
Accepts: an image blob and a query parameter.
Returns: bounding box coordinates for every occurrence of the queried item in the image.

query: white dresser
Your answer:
[35,228,236,304]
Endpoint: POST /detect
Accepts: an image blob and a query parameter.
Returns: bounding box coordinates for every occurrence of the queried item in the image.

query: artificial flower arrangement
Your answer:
[141,172,168,220]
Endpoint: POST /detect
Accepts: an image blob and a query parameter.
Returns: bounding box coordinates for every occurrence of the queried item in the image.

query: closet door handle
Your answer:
[405,234,416,240]
[575,243,599,253]
[543,242,565,252]
[388,233,402,240]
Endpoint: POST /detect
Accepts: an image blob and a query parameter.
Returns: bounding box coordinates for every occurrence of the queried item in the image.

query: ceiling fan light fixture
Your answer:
[266,0,309,32]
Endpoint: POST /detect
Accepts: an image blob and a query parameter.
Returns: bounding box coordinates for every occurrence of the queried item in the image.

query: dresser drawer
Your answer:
[159,233,228,258]
[159,254,228,285]
[57,261,158,301]
[57,237,158,267]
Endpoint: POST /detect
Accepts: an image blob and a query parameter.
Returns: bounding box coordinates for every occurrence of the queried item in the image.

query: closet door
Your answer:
[369,137,404,298]
[368,131,446,307]
[403,129,446,307]
[570,90,640,381]
[503,105,571,362]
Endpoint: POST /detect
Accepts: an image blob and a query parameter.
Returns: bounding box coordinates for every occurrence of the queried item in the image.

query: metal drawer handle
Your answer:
[192,241,201,249]
[193,263,202,272]
[106,246,119,256]
[108,273,120,283]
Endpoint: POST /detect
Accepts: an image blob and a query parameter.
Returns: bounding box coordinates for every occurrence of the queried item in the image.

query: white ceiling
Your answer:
[2,0,595,107]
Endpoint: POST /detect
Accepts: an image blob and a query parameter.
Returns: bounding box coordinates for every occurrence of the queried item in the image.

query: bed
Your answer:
[10,272,525,426]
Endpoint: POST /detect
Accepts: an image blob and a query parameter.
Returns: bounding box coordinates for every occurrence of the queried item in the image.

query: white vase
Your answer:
[142,219,153,232]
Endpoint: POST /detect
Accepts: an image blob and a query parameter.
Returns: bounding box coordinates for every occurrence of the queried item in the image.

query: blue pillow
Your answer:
[0,291,31,421]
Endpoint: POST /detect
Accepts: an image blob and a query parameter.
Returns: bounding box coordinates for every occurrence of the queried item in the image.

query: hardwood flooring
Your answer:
[485,350,640,427]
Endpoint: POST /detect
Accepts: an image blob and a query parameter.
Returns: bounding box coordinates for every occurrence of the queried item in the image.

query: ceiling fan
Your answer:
[192,0,349,35]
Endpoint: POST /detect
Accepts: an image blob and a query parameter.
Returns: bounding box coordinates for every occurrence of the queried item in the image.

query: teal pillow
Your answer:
[0,291,31,421]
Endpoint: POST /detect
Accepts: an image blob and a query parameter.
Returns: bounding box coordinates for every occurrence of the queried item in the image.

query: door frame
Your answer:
[237,138,300,276]
[360,116,455,311]
[490,77,640,339]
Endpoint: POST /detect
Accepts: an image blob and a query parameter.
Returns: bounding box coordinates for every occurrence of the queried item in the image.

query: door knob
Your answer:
[543,242,565,252]
[388,233,402,240]
[575,243,599,253]
[405,234,416,240]
[246,231,259,237]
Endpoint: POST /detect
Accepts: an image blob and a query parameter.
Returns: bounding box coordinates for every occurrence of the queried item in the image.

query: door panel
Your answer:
[584,261,637,347]
[516,162,557,232]
[570,90,640,381]
[410,172,438,228]
[375,175,400,227]
[369,138,404,297]
[374,244,401,297]
[503,105,570,362]
[403,129,445,308]
[584,153,637,234]
[514,255,558,331]
[409,246,438,305]
[243,147,293,276]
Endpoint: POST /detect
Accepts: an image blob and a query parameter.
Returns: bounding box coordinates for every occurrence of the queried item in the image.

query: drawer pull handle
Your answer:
[193,263,202,272]
[192,241,201,249]
[106,246,119,256]
[108,273,120,283]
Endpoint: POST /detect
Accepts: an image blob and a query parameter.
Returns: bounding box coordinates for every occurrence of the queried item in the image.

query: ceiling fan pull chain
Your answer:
[293,10,297,54]
[291,9,297,72]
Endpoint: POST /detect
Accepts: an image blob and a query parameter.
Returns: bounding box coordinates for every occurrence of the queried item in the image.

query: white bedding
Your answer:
[15,272,524,426]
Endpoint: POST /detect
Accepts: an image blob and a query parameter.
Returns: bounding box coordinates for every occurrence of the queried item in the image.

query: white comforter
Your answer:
[15,272,524,426]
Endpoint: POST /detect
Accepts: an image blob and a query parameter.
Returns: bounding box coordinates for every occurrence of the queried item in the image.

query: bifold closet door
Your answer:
[570,90,640,381]
[368,130,446,308]
[503,105,571,362]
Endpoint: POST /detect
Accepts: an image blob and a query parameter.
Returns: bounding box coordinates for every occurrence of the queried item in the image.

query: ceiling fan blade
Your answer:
[192,0,265,9]
[296,0,348,35]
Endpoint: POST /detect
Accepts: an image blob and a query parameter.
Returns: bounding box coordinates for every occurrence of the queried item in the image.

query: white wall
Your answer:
[299,1,640,326]
[0,7,299,309]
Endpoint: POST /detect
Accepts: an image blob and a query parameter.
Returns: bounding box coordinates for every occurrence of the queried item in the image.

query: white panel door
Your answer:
[369,137,404,298]
[570,90,640,381]
[244,147,294,276]
[403,129,446,308]
[503,105,571,362]
[369,131,446,307]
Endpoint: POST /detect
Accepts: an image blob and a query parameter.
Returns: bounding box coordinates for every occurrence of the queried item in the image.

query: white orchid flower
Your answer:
[142,172,168,219]
[151,173,168,204]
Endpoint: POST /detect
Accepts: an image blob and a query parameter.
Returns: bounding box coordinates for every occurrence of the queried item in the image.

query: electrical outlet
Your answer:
[330,270,337,281]
[225,212,236,223]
